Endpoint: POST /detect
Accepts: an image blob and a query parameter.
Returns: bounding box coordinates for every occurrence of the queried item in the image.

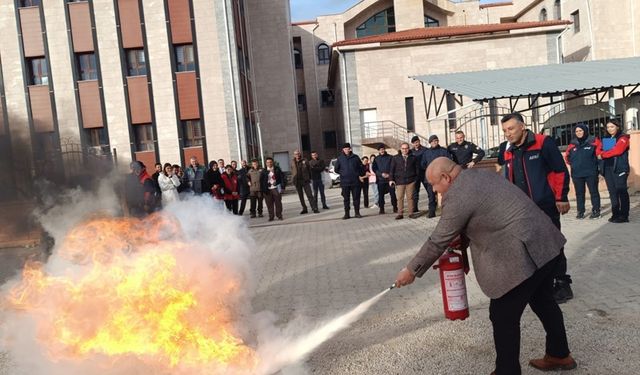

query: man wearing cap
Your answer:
[447,130,485,169]
[372,144,397,214]
[420,135,452,218]
[410,135,428,217]
[334,142,365,219]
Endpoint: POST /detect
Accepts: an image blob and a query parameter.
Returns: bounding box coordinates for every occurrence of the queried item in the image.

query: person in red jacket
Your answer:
[221,164,240,214]
[598,119,631,223]
[564,124,602,219]
[500,113,573,304]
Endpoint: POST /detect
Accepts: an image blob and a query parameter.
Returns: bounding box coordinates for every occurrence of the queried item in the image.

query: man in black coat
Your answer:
[371,144,397,214]
[334,143,364,219]
[410,135,428,217]
[420,135,452,218]
[390,142,419,220]
[447,130,485,168]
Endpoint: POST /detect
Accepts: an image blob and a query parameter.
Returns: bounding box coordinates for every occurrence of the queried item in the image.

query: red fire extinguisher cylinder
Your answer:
[433,249,469,321]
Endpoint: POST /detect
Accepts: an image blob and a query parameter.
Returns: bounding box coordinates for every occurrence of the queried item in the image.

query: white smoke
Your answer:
[0,176,386,375]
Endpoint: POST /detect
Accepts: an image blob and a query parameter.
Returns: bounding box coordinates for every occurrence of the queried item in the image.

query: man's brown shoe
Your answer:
[529,354,577,371]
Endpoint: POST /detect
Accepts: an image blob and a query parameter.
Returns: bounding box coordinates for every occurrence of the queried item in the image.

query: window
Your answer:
[293,48,303,69]
[571,10,580,33]
[19,0,40,7]
[405,97,415,132]
[317,43,330,65]
[323,131,337,149]
[76,53,97,80]
[126,49,146,76]
[297,94,306,111]
[554,0,561,20]
[320,90,334,107]
[182,120,205,147]
[27,57,48,85]
[175,44,195,72]
[85,127,109,155]
[424,15,439,28]
[539,8,548,21]
[356,7,395,38]
[301,134,310,152]
[134,124,155,151]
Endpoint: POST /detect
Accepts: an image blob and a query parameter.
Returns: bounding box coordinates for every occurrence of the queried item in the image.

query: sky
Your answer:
[290,0,500,22]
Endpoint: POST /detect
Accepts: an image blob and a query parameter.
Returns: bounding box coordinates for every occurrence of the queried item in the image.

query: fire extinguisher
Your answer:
[432,248,469,321]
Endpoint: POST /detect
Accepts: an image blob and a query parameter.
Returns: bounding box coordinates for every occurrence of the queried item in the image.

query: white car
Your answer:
[328,158,340,187]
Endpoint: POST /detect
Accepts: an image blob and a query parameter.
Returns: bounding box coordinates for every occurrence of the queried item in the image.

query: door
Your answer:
[360,108,377,138]
[273,151,290,173]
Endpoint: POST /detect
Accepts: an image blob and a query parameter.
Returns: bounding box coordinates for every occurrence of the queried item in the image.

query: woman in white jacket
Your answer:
[158,163,180,207]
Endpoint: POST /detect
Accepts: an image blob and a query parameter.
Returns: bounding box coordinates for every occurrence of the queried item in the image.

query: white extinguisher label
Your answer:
[443,268,468,312]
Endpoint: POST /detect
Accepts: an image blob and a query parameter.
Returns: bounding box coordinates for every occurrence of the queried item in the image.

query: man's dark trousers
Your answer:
[490,256,570,375]
[342,185,361,212]
[572,175,600,214]
[426,182,437,215]
[412,172,428,212]
[312,178,328,208]
[377,182,397,210]
[540,205,570,284]
[296,182,316,211]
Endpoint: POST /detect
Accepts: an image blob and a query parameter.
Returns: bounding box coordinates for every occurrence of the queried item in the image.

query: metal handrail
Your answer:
[361,120,429,144]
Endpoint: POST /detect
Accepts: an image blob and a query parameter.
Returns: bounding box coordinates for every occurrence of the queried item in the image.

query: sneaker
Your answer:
[277,216,283,221]
[529,354,577,371]
[300,209,308,215]
[395,215,403,220]
[258,213,264,218]
[409,212,421,219]
[553,280,573,304]
[576,212,585,219]
[313,209,320,213]
[589,211,600,219]
[608,215,617,222]
[322,205,330,209]
[354,213,362,218]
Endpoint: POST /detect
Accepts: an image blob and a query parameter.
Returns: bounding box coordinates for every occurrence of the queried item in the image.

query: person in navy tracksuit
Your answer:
[420,135,451,218]
[564,123,602,219]
[335,142,365,219]
[599,119,631,223]
[500,113,573,304]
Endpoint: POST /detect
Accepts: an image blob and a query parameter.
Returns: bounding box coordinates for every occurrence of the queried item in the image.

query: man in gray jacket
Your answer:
[395,157,576,375]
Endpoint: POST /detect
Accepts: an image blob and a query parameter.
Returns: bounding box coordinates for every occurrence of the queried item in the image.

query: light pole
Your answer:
[251,110,265,167]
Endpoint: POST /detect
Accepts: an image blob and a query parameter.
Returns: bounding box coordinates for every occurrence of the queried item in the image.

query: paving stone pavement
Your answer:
[250,187,640,374]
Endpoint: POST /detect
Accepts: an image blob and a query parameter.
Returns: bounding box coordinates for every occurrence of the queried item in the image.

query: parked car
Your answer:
[328,158,340,187]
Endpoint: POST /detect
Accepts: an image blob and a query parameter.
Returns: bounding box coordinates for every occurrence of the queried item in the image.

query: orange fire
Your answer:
[7,214,257,373]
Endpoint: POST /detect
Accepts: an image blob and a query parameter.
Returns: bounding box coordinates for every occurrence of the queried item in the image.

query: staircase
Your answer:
[361,121,429,150]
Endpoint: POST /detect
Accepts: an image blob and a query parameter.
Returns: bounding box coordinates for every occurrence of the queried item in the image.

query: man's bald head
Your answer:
[427,157,461,194]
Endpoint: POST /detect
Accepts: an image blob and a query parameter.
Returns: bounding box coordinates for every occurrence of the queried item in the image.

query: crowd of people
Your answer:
[124,156,286,222]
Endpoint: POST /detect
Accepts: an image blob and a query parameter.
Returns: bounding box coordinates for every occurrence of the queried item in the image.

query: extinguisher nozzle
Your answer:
[389,283,396,290]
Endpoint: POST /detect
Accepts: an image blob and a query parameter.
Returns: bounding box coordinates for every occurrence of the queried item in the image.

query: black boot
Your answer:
[553,279,573,304]
[379,207,385,215]
[589,210,600,219]
[427,210,436,218]
[342,209,351,220]
[354,209,362,218]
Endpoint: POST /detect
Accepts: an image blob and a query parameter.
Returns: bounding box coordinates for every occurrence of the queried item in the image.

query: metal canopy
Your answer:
[411,57,640,102]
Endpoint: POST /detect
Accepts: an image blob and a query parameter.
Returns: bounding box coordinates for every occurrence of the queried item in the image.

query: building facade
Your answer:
[0,0,299,192]
[292,0,640,158]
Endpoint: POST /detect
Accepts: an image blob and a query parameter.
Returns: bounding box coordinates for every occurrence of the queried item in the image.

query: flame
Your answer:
[6,213,257,373]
